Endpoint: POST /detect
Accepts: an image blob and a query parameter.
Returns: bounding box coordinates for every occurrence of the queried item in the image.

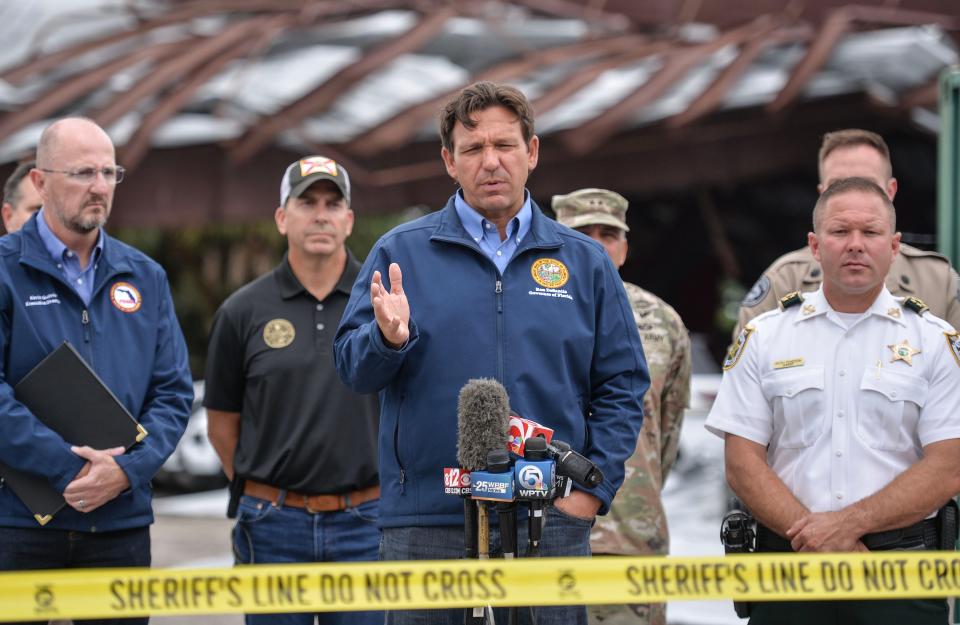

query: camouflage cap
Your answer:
[551,188,629,232]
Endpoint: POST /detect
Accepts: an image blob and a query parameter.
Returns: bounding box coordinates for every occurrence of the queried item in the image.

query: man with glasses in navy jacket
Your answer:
[0,118,192,625]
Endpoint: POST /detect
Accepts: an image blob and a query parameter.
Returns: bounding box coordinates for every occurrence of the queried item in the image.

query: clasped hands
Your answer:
[64,445,130,513]
[786,510,868,552]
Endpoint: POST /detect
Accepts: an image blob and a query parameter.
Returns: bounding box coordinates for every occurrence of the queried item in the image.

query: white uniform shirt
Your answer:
[706,286,960,513]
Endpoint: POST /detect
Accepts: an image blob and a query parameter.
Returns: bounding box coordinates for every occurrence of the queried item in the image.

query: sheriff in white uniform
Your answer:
[709,286,960,512]
[706,176,960,625]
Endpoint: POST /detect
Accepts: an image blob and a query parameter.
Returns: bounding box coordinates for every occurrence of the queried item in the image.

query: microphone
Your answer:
[507,413,554,456]
[470,450,516,503]
[516,436,554,557]
[546,439,604,489]
[456,379,511,625]
[472,449,518,557]
[457,379,511,472]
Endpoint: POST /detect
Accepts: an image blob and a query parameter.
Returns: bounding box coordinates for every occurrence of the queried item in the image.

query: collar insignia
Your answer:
[904,297,929,315]
[887,339,920,366]
[779,291,803,309]
[801,304,815,315]
[887,308,901,319]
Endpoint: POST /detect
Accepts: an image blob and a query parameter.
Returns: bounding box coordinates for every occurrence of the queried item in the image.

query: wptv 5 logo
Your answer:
[443,468,471,495]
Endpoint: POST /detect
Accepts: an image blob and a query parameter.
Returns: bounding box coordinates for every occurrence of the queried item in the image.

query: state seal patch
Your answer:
[945,331,960,368]
[723,325,755,371]
[742,275,770,308]
[263,319,295,349]
[531,258,569,289]
[109,282,142,313]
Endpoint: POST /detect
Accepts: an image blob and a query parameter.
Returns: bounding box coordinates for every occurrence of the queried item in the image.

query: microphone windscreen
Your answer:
[456,378,510,471]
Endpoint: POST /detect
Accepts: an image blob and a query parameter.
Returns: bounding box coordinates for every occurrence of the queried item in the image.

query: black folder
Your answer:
[0,342,147,525]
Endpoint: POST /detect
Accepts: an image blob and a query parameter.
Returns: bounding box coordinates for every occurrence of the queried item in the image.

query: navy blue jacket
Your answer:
[335,197,648,528]
[0,215,192,531]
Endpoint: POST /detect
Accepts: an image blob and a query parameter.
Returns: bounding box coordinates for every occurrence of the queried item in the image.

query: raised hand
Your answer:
[371,263,410,349]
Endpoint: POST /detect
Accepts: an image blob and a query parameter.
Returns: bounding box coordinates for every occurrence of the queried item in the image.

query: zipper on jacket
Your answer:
[81,309,91,343]
[392,395,406,494]
[495,278,504,381]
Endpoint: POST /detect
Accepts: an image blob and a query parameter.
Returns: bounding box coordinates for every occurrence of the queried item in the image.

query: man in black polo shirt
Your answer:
[204,156,380,625]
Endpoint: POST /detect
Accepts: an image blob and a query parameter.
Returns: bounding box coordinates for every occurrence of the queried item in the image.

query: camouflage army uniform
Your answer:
[735,243,960,340]
[589,282,692,625]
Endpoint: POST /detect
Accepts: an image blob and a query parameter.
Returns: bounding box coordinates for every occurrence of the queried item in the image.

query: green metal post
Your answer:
[940,66,960,625]
[939,66,960,267]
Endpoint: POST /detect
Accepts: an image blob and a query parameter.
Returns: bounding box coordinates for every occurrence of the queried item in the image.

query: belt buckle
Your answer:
[305,496,320,514]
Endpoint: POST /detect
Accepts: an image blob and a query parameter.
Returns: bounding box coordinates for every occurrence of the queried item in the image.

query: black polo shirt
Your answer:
[203,252,379,494]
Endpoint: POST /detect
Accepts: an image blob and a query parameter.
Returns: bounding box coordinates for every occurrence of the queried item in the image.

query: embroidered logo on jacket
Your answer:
[25,293,61,307]
[531,258,569,289]
[109,282,142,313]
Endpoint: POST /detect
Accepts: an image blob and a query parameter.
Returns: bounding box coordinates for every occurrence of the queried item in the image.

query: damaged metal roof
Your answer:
[0,0,956,180]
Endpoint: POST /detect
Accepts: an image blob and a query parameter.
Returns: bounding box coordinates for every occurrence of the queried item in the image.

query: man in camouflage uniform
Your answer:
[554,188,692,625]
[735,128,960,339]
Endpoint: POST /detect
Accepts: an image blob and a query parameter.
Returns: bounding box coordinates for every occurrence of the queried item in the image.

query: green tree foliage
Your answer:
[113,212,412,378]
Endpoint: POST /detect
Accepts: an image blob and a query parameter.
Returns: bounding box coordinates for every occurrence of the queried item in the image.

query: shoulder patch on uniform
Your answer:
[945,331,960,368]
[778,291,803,310]
[723,325,755,371]
[903,297,929,315]
[741,275,771,308]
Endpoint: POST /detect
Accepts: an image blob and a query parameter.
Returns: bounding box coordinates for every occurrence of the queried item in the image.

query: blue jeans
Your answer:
[0,525,151,625]
[232,494,383,625]
[381,505,593,625]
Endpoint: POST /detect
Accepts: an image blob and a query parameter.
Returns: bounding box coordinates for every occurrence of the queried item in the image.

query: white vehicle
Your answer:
[155,381,227,491]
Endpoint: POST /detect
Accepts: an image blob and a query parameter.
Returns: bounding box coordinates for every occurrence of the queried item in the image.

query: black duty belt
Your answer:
[757,518,939,553]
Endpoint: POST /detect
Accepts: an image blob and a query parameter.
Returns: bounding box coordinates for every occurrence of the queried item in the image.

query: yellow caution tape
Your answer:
[3,552,960,621]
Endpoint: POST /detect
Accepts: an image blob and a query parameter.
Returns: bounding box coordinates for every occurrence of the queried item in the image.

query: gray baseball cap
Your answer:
[279,156,351,206]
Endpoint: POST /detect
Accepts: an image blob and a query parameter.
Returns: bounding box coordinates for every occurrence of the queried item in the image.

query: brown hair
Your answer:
[813,176,896,233]
[439,81,535,152]
[817,129,892,181]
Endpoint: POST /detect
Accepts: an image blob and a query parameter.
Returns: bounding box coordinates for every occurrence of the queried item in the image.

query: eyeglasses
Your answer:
[39,166,125,184]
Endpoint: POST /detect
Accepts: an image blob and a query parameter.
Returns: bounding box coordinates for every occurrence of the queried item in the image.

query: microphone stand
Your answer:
[496,501,519,625]
[465,498,487,625]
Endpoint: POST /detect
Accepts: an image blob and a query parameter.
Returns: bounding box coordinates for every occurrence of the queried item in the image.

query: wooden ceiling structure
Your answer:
[0,0,957,225]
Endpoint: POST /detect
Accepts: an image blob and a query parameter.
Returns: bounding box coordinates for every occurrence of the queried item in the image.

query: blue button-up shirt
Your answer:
[36,208,103,306]
[454,191,532,275]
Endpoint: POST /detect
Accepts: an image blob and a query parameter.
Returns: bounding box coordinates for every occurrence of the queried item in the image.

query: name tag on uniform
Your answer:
[773,358,804,370]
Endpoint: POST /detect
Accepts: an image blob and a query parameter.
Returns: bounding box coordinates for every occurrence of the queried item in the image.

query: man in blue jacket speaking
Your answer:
[0,117,192,619]
[335,82,649,625]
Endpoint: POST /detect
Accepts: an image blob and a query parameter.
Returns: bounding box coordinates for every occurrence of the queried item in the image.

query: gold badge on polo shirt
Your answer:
[263,319,295,349]
[887,339,920,366]
[531,258,569,289]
